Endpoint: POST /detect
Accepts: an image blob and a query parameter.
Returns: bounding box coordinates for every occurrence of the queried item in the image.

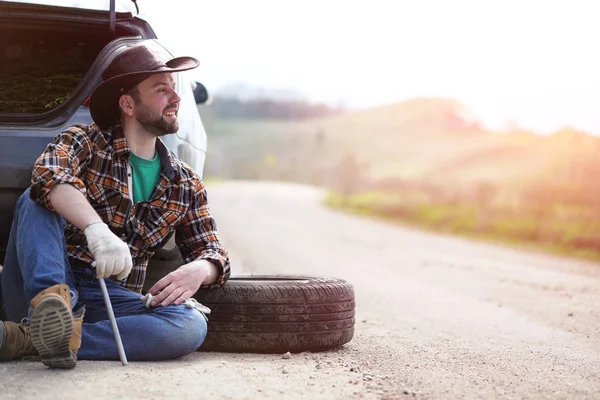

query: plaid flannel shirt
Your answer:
[30,123,230,293]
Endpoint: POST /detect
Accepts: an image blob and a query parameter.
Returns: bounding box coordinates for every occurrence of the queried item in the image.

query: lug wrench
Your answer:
[98,278,128,366]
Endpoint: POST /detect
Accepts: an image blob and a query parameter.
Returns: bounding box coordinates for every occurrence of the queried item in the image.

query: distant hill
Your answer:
[200,97,600,261]
[203,93,343,120]
[200,97,600,197]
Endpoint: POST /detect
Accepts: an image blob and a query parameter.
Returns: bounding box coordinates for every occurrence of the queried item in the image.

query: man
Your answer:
[0,44,231,368]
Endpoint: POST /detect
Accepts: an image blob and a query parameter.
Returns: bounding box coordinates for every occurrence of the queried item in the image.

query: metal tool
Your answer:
[98,278,128,366]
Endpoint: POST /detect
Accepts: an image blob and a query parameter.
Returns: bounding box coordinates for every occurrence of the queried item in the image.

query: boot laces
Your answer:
[18,322,39,359]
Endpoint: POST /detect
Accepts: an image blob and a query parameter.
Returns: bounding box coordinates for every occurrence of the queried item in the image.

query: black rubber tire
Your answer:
[144,258,356,353]
[194,275,355,353]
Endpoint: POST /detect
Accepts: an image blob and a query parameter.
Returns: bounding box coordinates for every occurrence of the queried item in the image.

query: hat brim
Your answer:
[90,56,199,130]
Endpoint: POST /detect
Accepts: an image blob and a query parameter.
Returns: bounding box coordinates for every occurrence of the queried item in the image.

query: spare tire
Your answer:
[194,275,355,353]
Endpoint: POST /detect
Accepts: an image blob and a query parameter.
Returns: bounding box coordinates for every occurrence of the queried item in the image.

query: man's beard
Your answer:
[135,102,179,137]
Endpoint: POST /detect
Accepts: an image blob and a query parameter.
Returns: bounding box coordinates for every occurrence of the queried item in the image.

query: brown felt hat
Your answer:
[89,45,199,130]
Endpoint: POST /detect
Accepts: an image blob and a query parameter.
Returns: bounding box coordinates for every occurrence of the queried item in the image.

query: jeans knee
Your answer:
[17,187,31,202]
[186,308,208,350]
[157,306,207,359]
[16,188,36,210]
[17,187,62,219]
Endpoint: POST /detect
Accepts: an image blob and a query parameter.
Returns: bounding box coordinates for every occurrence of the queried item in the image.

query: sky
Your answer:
[139,0,600,134]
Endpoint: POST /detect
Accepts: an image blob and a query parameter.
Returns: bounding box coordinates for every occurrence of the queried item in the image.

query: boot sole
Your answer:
[30,297,76,369]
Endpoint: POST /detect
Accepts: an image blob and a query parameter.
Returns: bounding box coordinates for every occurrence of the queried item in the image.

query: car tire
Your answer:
[195,275,355,353]
[143,261,355,353]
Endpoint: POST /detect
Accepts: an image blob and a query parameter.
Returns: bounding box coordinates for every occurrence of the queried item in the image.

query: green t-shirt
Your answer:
[129,152,161,203]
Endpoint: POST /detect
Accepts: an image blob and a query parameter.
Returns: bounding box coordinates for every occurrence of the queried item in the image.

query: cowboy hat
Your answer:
[89,44,199,130]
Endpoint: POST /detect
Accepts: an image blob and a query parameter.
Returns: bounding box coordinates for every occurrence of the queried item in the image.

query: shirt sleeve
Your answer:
[30,125,93,211]
[175,179,231,286]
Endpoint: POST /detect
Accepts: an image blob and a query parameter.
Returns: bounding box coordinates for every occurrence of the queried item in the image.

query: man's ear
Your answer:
[118,94,135,117]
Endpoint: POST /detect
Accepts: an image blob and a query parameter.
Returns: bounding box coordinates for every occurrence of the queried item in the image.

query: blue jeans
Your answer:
[0,188,207,361]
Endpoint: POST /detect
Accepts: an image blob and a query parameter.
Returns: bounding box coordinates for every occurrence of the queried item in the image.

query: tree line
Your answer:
[207,95,343,120]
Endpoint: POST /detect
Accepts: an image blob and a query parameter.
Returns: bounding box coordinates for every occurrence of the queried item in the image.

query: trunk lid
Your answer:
[0,0,155,126]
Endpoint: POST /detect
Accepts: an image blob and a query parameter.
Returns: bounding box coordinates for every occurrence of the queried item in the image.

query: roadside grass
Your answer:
[203,177,224,186]
[324,190,600,263]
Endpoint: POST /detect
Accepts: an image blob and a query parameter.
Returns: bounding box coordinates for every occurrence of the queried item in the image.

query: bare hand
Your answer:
[147,260,216,307]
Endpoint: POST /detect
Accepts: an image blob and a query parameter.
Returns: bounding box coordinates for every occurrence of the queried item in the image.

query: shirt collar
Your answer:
[108,124,130,160]
[108,124,178,181]
[156,138,177,181]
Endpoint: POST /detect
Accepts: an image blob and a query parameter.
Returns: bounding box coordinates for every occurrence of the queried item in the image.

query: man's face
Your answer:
[130,73,181,136]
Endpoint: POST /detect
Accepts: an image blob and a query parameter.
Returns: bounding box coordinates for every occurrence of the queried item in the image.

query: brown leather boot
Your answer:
[0,321,38,361]
[70,307,84,357]
[30,283,81,369]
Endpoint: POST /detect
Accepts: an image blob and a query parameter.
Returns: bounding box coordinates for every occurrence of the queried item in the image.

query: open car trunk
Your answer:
[0,1,155,121]
[0,23,135,115]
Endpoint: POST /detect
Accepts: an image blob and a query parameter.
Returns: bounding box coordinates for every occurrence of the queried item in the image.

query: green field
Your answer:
[323,190,600,262]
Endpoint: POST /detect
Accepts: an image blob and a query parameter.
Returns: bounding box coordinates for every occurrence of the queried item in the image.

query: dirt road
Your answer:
[2,181,600,399]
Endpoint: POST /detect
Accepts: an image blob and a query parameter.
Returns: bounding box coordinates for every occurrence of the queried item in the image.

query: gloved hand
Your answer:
[84,222,132,280]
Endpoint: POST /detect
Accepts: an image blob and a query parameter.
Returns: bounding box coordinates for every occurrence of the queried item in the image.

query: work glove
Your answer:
[139,293,211,321]
[84,222,133,280]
